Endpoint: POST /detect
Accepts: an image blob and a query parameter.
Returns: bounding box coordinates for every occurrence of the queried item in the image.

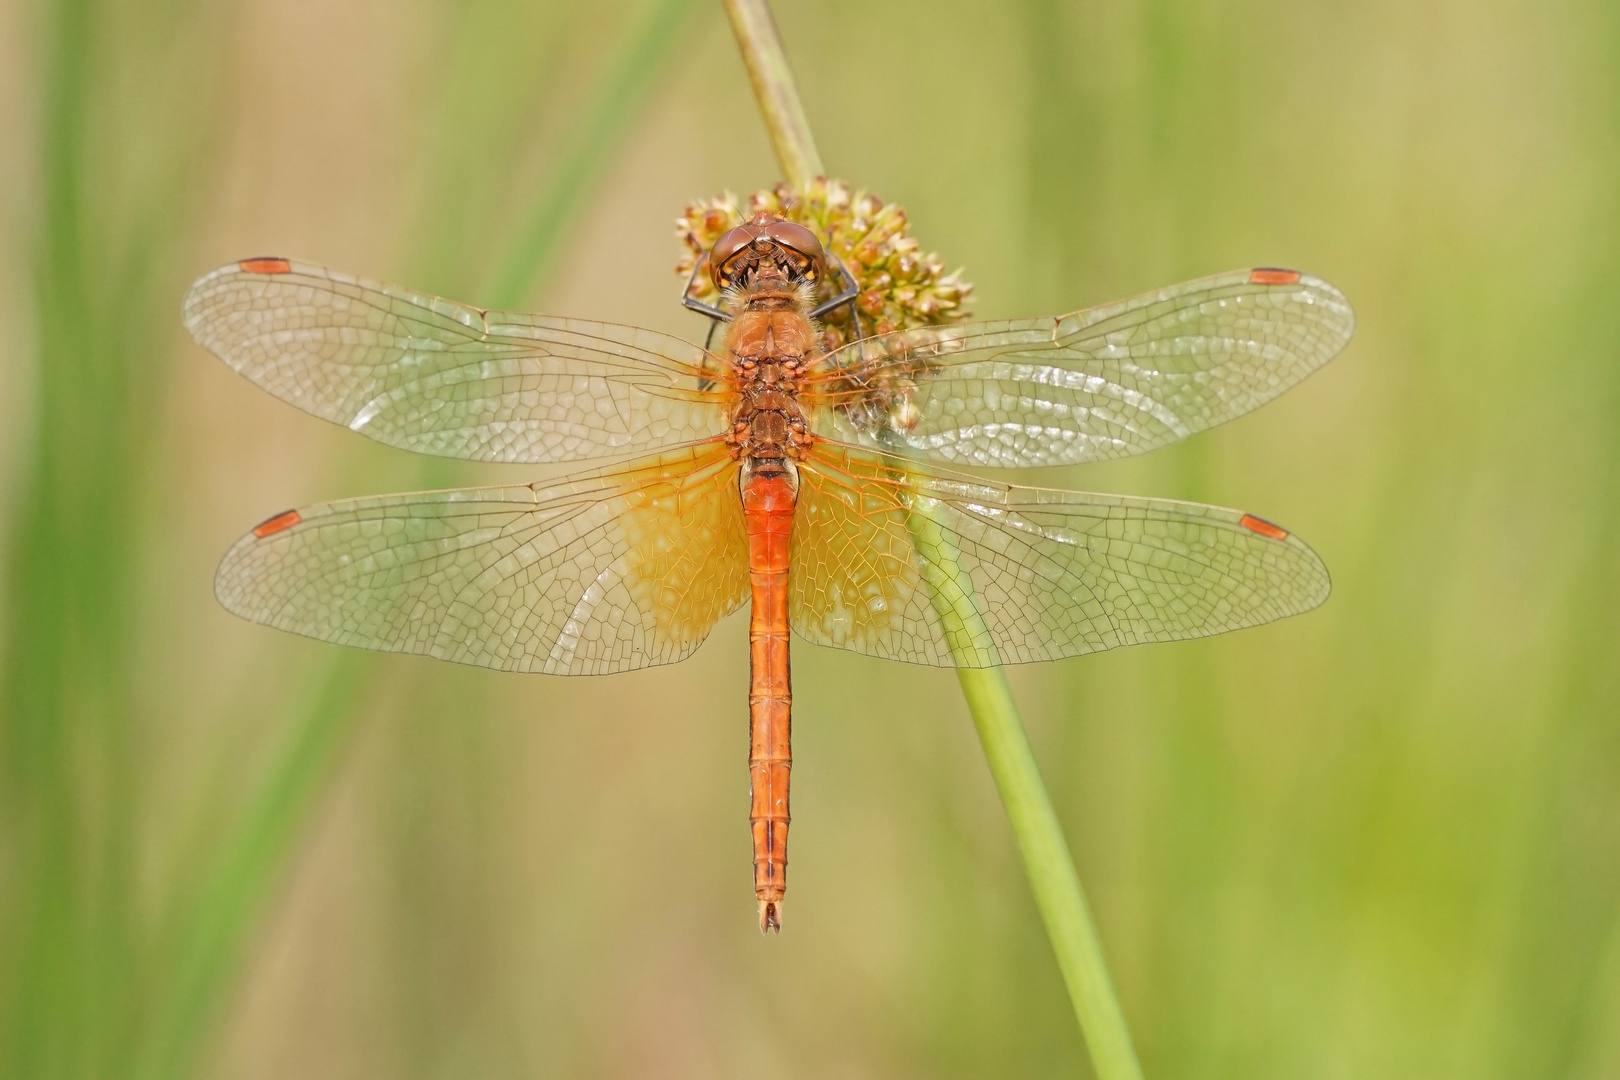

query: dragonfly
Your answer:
[183,217,1354,932]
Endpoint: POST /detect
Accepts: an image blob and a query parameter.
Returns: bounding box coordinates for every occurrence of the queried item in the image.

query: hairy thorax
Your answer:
[724,281,816,467]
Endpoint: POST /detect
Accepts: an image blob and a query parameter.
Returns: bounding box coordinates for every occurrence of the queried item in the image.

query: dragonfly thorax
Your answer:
[725,291,816,471]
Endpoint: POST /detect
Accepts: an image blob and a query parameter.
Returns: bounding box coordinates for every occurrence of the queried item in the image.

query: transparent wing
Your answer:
[184,258,731,463]
[215,444,749,674]
[804,268,1354,468]
[790,446,1329,667]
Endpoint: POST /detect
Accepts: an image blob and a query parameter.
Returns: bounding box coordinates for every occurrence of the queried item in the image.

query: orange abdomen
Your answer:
[741,470,796,933]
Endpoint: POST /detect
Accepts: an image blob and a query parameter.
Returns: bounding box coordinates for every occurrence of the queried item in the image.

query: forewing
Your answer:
[184,258,730,462]
[790,447,1329,667]
[805,268,1353,467]
[216,445,749,674]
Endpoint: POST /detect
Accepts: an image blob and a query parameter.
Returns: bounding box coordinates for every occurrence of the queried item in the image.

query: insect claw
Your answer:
[759,899,782,934]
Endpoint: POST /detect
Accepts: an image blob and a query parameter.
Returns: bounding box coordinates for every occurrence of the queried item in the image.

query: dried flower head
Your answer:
[675,177,973,350]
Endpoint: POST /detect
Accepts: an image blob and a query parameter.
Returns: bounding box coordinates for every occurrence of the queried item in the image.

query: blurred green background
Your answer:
[3,0,1618,1077]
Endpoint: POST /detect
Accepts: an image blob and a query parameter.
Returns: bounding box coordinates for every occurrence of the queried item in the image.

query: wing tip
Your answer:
[214,508,306,620]
[1242,265,1357,349]
[212,540,260,623]
[181,256,299,339]
[1229,507,1332,619]
[1266,520,1334,616]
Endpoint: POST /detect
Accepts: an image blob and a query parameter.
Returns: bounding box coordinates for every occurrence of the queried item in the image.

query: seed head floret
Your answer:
[677,177,974,349]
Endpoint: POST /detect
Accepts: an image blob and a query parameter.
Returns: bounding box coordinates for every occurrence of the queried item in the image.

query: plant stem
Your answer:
[723,6,1145,1077]
[907,501,1145,1080]
[490,0,702,308]
[721,0,824,185]
[958,667,1146,1080]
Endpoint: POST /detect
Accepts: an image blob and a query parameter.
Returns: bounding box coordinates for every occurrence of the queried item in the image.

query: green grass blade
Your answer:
[135,660,371,1080]
[2,0,227,1073]
[722,3,1147,1071]
[128,5,706,1076]
[487,0,703,309]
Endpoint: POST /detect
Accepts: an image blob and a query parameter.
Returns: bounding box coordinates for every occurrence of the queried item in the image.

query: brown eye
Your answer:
[762,220,826,277]
[708,222,760,289]
[707,214,827,288]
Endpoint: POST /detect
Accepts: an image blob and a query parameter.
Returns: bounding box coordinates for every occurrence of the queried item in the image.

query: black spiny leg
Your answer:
[680,257,729,389]
[681,258,729,323]
[810,253,863,340]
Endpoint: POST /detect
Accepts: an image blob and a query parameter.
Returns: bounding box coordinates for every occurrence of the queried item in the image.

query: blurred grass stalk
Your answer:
[720,3,1145,1077]
[3,1,231,1075]
[2,1,697,1076]
[488,0,701,309]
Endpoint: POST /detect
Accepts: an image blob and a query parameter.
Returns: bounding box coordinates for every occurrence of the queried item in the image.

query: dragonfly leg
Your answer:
[681,257,730,322]
[809,253,859,323]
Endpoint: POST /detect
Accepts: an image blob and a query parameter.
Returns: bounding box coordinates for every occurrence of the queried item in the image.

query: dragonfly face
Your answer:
[184,228,1354,933]
[709,213,827,291]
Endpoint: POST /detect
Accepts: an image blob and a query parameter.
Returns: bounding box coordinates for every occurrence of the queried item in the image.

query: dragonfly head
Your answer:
[709,213,827,292]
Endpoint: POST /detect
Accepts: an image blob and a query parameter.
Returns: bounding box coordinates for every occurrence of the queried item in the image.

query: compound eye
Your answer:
[763,220,826,277]
[708,222,761,288]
